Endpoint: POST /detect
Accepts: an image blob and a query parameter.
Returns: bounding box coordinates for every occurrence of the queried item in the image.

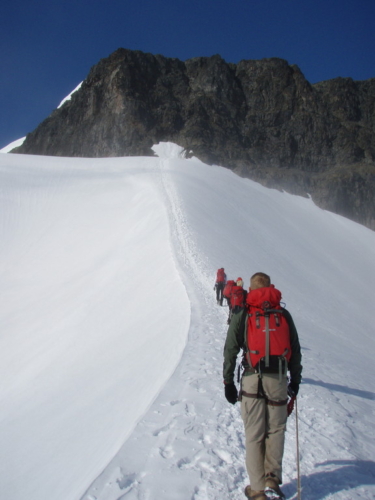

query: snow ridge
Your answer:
[81,156,248,500]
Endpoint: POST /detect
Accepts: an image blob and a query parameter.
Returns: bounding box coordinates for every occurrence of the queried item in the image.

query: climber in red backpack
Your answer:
[223,272,302,500]
[226,278,247,325]
[230,277,247,318]
[214,268,227,305]
[223,279,235,307]
[236,277,244,288]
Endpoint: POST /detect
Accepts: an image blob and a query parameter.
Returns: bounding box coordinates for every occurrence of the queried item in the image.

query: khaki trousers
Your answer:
[241,373,288,491]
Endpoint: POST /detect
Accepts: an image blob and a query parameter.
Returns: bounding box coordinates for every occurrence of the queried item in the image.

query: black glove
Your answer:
[287,396,295,416]
[288,381,299,397]
[224,382,238,404]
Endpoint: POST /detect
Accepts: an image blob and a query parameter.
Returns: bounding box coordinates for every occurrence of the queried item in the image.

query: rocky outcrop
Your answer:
[13,48,375,229]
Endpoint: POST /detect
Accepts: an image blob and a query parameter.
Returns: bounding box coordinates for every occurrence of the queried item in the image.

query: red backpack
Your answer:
[230,285,245,307]
[223,280,235,298]
[245,286,291,374]
[216,268,226,283]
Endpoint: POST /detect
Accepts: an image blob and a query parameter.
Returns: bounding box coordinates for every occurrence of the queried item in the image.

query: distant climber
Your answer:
[214,268,227,306]
[223,279,236,309]
[224,278,247,325]
[228,278,247,324]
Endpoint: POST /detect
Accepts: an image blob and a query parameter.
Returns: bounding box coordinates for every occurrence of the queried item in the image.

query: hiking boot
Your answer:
[244,485,267,500]
[264,474,285,499]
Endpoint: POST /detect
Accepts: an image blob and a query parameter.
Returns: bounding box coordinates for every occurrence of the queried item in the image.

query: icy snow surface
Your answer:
[0,83,82,153]
[57,82,83,108]
[0,136,26,153]
[0,143,374,500]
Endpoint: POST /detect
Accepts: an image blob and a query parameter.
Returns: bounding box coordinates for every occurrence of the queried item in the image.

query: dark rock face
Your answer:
[13,48,375,229]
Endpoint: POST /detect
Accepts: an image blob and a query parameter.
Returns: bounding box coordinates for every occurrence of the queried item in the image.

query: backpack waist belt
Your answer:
[240,390,288,406]
[240,377,287,406]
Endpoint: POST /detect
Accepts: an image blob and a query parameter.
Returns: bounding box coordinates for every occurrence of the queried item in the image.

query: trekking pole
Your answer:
[295,397,302,500]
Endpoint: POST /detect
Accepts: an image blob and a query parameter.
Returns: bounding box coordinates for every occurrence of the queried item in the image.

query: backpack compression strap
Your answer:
[262,309,283,368]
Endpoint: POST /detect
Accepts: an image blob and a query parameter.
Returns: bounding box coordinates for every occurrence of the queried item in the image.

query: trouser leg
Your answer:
[241,374,288,490]
[262,374,288,483]
[241,375,266,491]
[217,283,224,304]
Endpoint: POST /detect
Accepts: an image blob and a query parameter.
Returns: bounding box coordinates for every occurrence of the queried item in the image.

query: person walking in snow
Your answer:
[236,277,244,288]
[214,268,227,306]
[223,279,236,324]
[223,279,236,308]
[231,277,247,313]
[223,272,302,500]
[227,278,247,325]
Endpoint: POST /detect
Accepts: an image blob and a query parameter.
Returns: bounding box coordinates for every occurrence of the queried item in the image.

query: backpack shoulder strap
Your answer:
[241,307,249,349]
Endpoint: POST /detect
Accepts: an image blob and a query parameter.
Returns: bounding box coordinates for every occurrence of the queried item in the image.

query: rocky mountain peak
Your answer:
[12,48,375,229]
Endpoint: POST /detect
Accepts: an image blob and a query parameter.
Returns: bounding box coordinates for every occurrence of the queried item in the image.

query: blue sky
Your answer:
[1,0,374,149]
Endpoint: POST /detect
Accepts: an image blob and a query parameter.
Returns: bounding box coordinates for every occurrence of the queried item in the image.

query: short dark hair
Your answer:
[250,272,271,289]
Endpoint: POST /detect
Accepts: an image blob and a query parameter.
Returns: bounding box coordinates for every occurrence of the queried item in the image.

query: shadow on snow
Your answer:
[303,378,375,401]
[283,459,375,499]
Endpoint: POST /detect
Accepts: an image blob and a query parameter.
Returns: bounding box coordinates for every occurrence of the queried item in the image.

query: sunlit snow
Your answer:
[0,136,26,153]
[0,83,83,153]
[58,82,83,108]
[0,143,374,500]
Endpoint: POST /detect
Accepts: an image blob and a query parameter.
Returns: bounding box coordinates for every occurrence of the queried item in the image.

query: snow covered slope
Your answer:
[0,144,374,500]
[0,136,26,153]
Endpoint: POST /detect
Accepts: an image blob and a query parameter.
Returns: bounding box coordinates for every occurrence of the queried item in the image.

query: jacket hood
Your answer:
[246,285,282,309]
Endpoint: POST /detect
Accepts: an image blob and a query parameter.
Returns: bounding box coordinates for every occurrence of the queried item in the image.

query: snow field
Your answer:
[1,143,375,499]
[83,145,375,500]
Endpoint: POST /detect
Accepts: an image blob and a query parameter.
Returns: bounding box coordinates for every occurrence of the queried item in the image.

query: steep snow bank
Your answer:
[0,153,190,500]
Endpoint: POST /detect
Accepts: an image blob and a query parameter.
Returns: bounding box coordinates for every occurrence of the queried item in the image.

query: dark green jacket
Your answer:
[223,307,302,385]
